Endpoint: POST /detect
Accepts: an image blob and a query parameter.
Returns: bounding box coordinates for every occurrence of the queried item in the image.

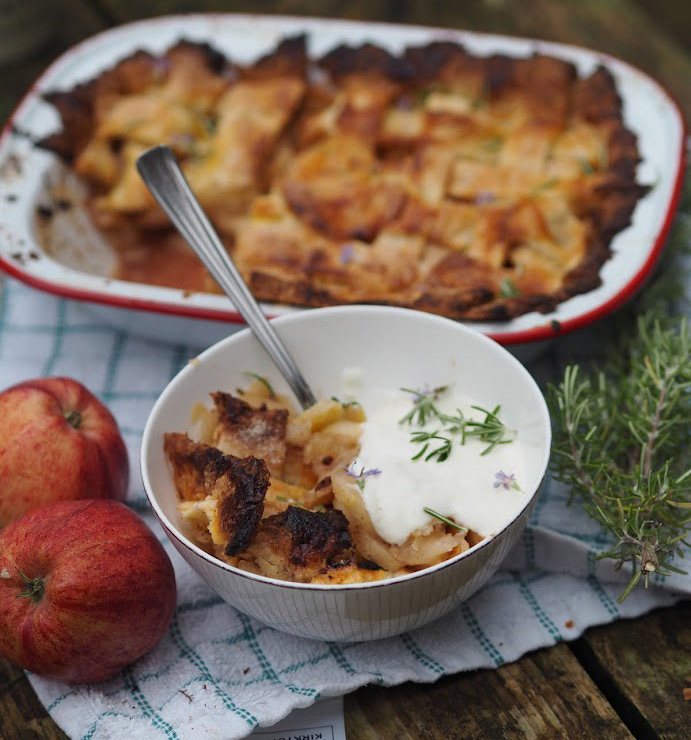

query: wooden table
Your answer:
[1,1,689,738]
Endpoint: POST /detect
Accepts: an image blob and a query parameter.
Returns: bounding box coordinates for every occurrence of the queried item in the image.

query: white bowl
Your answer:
[141,305,551,641]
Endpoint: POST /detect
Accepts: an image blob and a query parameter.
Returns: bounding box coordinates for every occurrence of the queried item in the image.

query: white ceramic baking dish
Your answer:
[0,14,685,351]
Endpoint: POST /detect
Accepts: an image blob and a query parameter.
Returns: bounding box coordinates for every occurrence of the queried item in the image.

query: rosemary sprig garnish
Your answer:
[483,135,503,153]
[399,386,448,426]
[579,157,596,175]
[203,115,218,135]
[410,431,452,462]
[531,177,558,196]
[499,278,522,298]
[549,318,691,601]
[403,391,515,461]
[330,396,360,408]
[463,405,516,455]
[423,507,469,534]
[437,404,515,456]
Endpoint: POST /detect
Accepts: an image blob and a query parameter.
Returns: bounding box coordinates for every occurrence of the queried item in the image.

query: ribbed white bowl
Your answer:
[141,305,551,641]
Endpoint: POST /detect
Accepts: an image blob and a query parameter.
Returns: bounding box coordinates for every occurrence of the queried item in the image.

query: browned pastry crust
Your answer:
[241,506,352,582]
[40,41,229,165]
[39,35,647,321]
[211,391,288,477]
[163,432,269,555]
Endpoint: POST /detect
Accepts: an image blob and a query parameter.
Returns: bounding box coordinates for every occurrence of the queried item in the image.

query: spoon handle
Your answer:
[136,145,317,409]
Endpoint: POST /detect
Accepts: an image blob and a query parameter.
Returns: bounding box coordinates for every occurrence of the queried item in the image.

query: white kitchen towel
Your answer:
[0,275,687,740]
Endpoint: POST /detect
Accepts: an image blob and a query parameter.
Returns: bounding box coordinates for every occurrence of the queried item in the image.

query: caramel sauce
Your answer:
[36,175,218,294]
[112,231,212,292]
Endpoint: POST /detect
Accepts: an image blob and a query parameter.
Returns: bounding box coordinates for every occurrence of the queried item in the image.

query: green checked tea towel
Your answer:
[0,276,687,740]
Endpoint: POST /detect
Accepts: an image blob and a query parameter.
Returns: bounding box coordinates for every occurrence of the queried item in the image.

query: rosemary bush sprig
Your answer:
[548,315,691,601]
[548,171,691,601]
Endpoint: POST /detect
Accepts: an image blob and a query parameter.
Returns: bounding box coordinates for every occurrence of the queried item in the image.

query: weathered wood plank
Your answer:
[4,606,687,740]
[0,657,68,740]
[345,643,636,740]
[571,601,691,740]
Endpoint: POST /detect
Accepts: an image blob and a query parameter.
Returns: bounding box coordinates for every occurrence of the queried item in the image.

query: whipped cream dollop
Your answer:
[347,385,532,545]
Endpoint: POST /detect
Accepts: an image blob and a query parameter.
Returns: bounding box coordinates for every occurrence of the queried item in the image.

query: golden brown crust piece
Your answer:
[40,37,647,322]
[241,506,352,582]
[164,432,269,555]
[211,391,288,477]
[39,41,229,164]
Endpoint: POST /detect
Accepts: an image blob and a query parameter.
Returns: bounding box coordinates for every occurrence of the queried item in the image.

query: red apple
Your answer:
[0,377,129,527]
[0,499,176,683]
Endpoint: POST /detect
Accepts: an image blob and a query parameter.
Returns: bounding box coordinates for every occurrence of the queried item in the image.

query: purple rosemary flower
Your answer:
[151,56,171,82]
[494,470,520,491]
[339,243,356,265]
[474,191,496,205]
[345,466,382,479]
[345,465,382,491]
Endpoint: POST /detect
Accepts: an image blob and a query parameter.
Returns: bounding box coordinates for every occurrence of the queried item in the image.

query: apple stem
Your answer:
[64,410,82,429]
[16,567,46,603]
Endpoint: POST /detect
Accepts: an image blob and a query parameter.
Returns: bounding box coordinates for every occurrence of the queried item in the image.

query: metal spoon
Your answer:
[136,144,317,409]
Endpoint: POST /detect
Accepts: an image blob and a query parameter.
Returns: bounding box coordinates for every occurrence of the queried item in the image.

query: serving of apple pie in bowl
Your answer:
[141,305,551,641]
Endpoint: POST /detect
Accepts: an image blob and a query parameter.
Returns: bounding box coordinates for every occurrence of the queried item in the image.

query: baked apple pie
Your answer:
[39,35,646,320]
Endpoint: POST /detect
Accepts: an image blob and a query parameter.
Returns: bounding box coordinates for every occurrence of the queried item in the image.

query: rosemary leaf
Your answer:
[399,386,448,426]
[409,431,452,462]
[245,372,275,398]
[330,396,360,408]
[499,278,522,298]
[404,391,515,461]
[423,507,469,534]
